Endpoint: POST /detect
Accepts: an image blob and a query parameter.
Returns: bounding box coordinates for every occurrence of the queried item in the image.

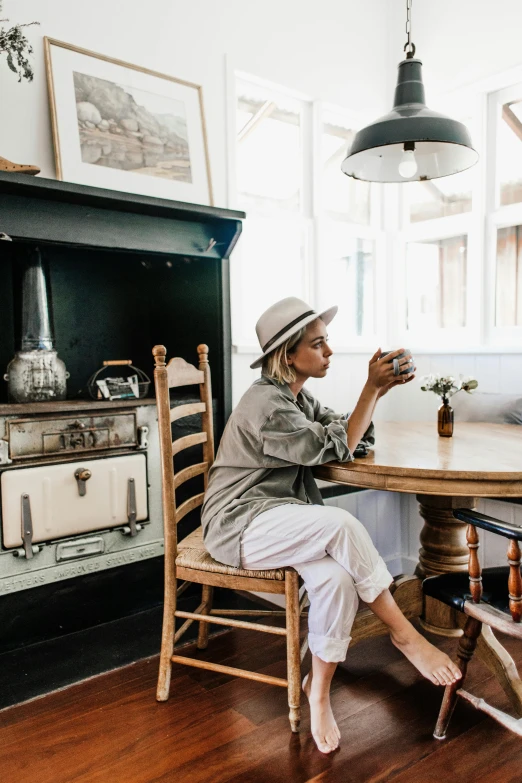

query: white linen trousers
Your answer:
[240,503,394,662]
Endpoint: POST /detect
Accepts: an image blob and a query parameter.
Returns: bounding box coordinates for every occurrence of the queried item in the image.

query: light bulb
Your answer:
[398,149,418,179]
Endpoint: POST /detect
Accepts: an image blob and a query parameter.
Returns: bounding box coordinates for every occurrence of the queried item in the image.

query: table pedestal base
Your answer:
[414,494,476,637]
[415,494,475,578]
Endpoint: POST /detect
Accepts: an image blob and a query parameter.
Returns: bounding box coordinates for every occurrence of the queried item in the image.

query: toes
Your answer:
[315,735,335,754]
[442,664,462,684]
[436,668,450,685]
[325,731,339,749]
[443,666,459,684]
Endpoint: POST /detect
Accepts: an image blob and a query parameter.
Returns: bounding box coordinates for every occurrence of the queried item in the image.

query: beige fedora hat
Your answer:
[250,297,338,370]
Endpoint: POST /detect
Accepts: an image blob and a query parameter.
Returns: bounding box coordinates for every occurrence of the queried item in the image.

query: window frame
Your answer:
[227,63,522,356]
[227,66,385,354]
[393,92,485,351]
[485,82,522,346]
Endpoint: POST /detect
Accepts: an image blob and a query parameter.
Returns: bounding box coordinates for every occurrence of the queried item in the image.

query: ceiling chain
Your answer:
[404,0,416,58]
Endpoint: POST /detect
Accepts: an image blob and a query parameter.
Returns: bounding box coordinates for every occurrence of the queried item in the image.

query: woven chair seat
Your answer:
[177,527,286,581]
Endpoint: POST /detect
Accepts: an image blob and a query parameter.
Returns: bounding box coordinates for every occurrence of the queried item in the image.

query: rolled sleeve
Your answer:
[314,398,375,450]
[261,407,353,466]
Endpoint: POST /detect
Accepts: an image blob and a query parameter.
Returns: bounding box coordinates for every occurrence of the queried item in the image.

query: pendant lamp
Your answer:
[341,0,478,183]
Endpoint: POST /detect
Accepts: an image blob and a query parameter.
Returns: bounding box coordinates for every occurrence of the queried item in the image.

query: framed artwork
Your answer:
[44,38,213,205]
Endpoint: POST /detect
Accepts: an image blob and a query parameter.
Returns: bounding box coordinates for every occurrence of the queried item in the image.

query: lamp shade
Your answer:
[341,58,478,183]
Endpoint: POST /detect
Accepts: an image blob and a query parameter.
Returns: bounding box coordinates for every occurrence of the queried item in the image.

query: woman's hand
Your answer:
[366,348,416,396]
[377,372,416,397]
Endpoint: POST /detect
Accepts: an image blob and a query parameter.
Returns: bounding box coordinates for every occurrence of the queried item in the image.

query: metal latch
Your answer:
[14,494,41,559]
[137,425,149,449]
[74,467,92,496]
[0,439,11,465]
[122,477,142,537]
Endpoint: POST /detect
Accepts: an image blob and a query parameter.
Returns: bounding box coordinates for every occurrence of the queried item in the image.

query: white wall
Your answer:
[386,0,522,99]
[0,0,390,207]
[234,351,522,418]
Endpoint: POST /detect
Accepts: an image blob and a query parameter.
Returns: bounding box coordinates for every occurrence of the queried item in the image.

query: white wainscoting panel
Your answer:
[325,491,404,577]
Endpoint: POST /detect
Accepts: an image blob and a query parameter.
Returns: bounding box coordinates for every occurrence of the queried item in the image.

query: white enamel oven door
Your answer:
[1,454,148,548]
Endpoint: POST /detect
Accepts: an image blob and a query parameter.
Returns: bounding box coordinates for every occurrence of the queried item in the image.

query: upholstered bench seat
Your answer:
[423,566,511,614]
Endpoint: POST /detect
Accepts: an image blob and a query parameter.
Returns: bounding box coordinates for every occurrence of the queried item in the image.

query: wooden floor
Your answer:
[2,623,522,783]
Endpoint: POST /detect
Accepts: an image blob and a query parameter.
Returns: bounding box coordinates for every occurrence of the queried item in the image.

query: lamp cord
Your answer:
[404,0,416,58]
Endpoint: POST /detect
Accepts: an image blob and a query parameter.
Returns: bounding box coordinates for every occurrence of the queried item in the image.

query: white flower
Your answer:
[420,373,478,398]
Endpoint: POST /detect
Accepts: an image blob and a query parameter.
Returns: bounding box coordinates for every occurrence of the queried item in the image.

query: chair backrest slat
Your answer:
[167,357,204,387]
[172,432,207,457]
[153,344,215,572]
[174,462,208,490]
[170,402,206,423]
[176,492,205,524]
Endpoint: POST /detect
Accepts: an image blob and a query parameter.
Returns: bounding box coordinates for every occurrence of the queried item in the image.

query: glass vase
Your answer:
[437,396,454,438]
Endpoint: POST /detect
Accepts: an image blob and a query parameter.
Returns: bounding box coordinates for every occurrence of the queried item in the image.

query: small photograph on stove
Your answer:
[96,374,140,400]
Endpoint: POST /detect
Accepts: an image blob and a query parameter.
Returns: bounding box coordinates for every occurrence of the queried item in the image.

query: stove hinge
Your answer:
[122,477,143,537]
[14,494,41,559]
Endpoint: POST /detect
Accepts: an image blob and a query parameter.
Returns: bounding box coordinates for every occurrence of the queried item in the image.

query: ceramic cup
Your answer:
[380,349,413,377]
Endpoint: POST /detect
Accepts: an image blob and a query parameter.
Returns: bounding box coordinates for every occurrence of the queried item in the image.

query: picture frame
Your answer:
[44,38,213,205]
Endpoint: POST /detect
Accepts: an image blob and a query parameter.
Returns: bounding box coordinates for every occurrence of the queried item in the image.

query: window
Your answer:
[487,83,522,344]
[495,225,522,327]
[407,170,473,224]
[231,75,381,350]
[232,77,310,346]
[321,109,371,225]
[236,84,303,214]
[316,108,380,345]
[406,235,467,332]
[397,102,480,347]
[321,227,375,340]
[497,97,522,207]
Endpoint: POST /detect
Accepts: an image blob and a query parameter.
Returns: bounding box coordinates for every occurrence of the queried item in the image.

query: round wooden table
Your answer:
[315,421,522,578]
[315,422,522,710]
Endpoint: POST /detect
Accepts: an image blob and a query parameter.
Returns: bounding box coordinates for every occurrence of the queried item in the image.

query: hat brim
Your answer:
[249,305,338,369]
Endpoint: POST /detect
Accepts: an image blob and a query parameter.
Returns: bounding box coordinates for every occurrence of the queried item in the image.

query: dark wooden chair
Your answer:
[424,508,522,738]
[152,344,308,732]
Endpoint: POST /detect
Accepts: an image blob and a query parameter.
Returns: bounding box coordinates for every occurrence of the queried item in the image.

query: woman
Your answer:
[201,297,461,755]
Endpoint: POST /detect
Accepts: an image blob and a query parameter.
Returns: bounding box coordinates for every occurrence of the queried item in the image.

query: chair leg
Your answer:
[197,585,214,650]
[285,570,301,733]
[156,573,177,702]
[434,616,482,739]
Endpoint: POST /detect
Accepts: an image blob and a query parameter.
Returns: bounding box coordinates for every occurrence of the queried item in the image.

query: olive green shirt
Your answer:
[201,375,375,568]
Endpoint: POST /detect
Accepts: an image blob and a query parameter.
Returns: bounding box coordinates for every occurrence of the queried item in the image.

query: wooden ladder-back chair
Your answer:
[153,344,308,732]
[424,508,522,739]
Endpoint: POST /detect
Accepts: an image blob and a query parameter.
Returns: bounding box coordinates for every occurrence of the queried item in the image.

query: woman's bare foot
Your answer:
[302,671,341,754]
[390,626,462,686]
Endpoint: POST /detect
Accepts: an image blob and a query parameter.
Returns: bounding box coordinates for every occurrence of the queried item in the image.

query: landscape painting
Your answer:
[73,72,193,182]
[45,38,213,204]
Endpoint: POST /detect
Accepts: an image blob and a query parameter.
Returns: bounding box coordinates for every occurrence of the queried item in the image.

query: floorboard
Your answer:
[1,626,520,783]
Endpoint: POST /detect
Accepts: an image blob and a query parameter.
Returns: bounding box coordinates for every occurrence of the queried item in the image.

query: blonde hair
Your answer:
[262,326,307,385]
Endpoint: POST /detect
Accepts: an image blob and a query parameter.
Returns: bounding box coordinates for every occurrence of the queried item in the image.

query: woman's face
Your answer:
[287,318,333,381]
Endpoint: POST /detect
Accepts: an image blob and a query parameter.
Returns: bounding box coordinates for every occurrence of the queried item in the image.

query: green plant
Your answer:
[0,1,39,82]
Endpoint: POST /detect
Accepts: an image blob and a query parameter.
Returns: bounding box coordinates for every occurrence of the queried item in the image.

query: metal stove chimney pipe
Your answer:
[20,250,54,351]
[4,247,69,403]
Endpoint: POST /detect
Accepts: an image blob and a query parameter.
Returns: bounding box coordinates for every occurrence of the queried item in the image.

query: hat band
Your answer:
[262,310,316,353]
